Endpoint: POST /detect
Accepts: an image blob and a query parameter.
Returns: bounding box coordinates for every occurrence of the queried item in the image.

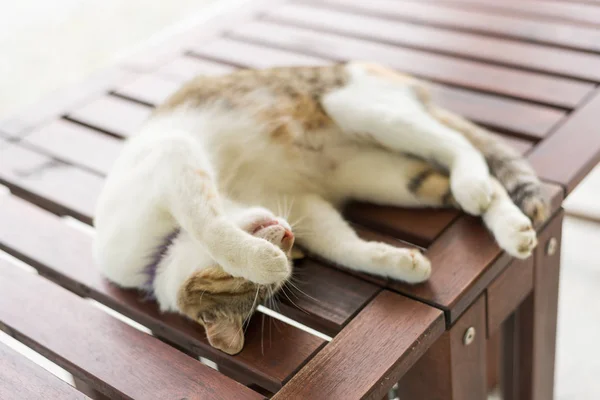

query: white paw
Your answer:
[367,243,431,284]
[491,212,538,259]
[244,238,291,285]
[451,173,493,216]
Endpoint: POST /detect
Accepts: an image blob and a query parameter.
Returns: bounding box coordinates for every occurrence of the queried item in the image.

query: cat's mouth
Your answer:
[247,219,295,252]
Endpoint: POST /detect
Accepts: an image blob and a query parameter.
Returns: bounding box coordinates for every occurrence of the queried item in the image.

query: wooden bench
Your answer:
[1,0,599,398]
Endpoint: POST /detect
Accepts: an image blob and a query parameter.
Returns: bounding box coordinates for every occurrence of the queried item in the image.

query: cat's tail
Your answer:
[427,105,549,225]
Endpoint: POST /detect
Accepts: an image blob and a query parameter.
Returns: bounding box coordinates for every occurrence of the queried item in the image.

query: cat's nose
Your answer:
[281,229,295,252]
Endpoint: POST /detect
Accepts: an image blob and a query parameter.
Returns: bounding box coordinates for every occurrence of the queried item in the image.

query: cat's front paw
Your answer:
[368,243,431,283]
[451,173,493,216]
[245,239,291,285]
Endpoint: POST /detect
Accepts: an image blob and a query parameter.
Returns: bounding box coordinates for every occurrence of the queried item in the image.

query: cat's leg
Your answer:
[332,149,536,258]
[332,148,454,208]
[322,63,493,216]
[290,194,431,283]
[483,178,537,258]
[155,136,290,285]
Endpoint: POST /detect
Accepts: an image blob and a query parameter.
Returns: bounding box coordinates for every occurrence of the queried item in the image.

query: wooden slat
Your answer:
[428,84,564,140]
[528,87,600,193]
[345,205,458,247]
[0,68,135,139]
[0,342,90,400]
[67,96,152,138]
[0,142,102,223]
[226,22,593,108]
[422,0,600,27]
[22,119,122,175]
[273,291,445,400]
[156,56,236,82]
[308,0,600,53]
[0,258,262,400]
[486,257,534,335]
[267,3,600,81]
[115,74,181,106]
[190,39,329,68]
[0,195,325,392]
[388,183,563,323]
[276,258,380,336]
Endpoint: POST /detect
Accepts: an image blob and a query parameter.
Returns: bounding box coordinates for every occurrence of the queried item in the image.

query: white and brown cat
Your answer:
[94,62,547,354]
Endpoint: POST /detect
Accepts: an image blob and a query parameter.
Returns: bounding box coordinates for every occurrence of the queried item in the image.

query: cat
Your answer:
[94,62,548,354]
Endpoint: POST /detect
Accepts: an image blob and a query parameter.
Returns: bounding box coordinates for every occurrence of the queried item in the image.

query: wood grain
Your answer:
[418,0,600,27]
[311,0,600,53]
[397,294,487,399]
[22,119,122,175]
[273,291,445,400]
[0,142,102,223]
[67,95,151,138]
[0,195,325,392]
[0,67,135,139]
[276,258,381,336]
[0,342,90,400]
[0,258,262,400]
[528,87,600,193]
[486,258,534,335]
[267,3,600,81]
[226,22,593,107]
[519,211,564,400]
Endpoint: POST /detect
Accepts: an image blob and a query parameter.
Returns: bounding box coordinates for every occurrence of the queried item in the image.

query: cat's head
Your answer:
[177,207,294,355]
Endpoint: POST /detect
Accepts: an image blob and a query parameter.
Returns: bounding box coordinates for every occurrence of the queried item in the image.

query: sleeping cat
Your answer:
[94,62,548,354]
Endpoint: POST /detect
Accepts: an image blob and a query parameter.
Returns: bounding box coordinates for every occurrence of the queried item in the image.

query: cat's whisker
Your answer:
[280,285,311,315]
[286,281,322,304]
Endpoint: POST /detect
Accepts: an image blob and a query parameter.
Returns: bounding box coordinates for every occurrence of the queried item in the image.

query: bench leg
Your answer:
[503,211,563,400]
[397,294,487,400]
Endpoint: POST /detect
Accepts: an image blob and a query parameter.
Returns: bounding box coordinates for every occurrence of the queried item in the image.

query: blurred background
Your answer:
[0,1,599,399]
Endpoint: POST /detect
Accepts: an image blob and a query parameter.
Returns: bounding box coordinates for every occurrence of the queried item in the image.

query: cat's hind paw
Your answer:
[486,202,538,259]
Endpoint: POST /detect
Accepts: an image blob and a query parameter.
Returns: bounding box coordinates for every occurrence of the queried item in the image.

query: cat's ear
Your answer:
[202,314,244,355]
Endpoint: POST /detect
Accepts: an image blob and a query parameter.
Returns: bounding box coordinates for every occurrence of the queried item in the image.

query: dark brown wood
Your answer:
[487,329,502,393]
[345,203,458,246]
[501,313,520,400]
[0,258,263,400]
[22,119,122,175]
[0,68,135,139]
[276,258,381,336]
[0,141,102,223]
[67,95,151,138]
[274,291,445,400]
[267,3,600,81]
[0,195,325,392]
[486,258,534,335]
[225,22,593,107]
[310,0,600,53]
[518,210,564,400]
[529,87,600,193]
[387,183,563,323]
[397,294,487,399]
[0,341,90,399]
[73,377,111,400]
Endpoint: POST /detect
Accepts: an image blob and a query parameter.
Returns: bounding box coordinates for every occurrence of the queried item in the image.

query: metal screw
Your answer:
[463,327,476,346]
[546,237,558,256]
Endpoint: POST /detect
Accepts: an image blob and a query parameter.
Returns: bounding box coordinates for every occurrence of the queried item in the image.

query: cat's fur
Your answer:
[94,62,548,354]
